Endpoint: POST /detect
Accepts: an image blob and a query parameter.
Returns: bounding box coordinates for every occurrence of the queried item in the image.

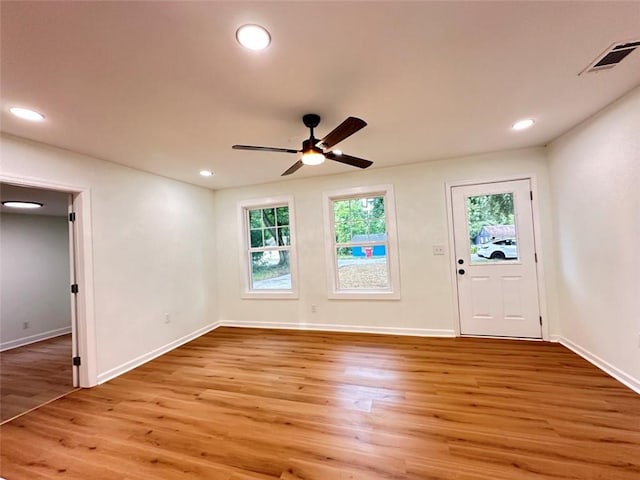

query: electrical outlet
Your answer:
[22,321,29,329]
[432,245,445,255]
[164,313,170,324]
[311,304,317,314]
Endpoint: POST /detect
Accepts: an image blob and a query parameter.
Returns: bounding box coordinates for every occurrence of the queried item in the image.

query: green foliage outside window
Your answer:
[333,196,386,256]
[466,193,514,243]
[248,205,290,275]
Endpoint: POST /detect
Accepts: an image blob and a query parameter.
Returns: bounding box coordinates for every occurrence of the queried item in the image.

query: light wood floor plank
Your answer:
[0,334,74,422]
[1,327,639,479]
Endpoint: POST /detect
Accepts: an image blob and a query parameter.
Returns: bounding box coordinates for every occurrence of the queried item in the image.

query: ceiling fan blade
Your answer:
[325,151,373,169]
[281,160,304,176]
[319,117,367,149]
[233,145,299,154]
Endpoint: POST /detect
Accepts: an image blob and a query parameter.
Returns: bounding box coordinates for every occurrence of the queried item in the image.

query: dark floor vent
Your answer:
[580,40,640,75]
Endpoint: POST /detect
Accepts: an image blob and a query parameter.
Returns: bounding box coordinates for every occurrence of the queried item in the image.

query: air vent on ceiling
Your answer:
[580,39,640,75]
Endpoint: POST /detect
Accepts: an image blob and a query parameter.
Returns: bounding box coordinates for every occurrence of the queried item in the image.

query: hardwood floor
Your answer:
[1,327,638,479]
[0,334,74,423]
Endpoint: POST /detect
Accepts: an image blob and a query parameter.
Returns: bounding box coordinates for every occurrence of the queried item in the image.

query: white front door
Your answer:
[451,179,541,338]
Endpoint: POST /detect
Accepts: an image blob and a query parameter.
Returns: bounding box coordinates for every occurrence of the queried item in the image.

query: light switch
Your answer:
[432,245,445,255]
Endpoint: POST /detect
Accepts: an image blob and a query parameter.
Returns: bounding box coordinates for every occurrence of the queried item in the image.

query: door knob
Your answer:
[458,269,465,275]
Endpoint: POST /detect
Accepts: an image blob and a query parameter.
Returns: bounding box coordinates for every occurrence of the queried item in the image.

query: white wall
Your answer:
[1,134,217,381]
[1,213,71,349]
[4,90,637,391]
[215,147,559,337]
[548,85,640,389]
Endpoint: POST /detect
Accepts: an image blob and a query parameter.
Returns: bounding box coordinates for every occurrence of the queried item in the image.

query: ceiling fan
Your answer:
[232,113,373,176]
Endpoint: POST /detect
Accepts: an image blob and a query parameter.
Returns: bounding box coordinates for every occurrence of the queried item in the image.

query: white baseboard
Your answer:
[551,335,640,395]
[219,319,456,338]
[0,326,72,352]
[95,321,454,385]
[96,322,221,385]
[89,324,638,396]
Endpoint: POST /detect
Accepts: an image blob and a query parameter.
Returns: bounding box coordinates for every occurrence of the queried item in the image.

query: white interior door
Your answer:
[451,179,541,338]
[68,195,79,387]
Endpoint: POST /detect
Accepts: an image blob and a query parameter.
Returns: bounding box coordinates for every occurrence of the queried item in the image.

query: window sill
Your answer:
[241,291,299,300]
[328,291,401,300]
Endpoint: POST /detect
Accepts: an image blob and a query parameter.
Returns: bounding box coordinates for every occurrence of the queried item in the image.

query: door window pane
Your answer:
[466,193,518,263]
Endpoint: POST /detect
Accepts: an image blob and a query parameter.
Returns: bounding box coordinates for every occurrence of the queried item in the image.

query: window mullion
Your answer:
[249,246,290,252]
[334,241,386,248]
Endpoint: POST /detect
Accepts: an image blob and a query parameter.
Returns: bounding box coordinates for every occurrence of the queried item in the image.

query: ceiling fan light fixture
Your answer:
[236,24,271,51]
[301,150,325,166]
[302,152,325,165]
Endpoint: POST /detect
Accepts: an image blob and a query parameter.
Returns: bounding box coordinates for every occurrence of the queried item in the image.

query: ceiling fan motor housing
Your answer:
[302,138,322,154]
[302,113,321,129]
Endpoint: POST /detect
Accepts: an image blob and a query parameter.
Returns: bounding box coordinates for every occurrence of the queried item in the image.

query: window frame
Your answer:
[238,195,298,299]
[322,184,401,299]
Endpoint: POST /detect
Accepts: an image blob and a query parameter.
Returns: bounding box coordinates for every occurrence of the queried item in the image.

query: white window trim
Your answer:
[238,195,298,299]
[322,184,401,300]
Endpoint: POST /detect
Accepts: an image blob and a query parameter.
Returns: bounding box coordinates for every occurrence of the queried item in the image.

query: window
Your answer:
[239,196,297,298]
[323,185,400,299]
[466,192,519,263]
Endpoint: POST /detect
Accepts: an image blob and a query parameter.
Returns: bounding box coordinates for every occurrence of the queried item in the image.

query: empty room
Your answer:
[0,2,639,479]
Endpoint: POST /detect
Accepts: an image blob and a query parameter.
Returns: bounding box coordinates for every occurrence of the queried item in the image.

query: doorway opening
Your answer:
[0,181,88,422]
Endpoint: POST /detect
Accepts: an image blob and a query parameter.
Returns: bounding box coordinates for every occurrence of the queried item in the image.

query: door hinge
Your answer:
[72,356,81,366]
[71,284,79,294]
[534,252,538,263]
[530,191,533,201]
[539,316,543,326]
[69,212,76,222]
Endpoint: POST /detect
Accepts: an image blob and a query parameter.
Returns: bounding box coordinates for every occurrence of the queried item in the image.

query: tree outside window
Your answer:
[323,185,400,299]
[239,197,297,297]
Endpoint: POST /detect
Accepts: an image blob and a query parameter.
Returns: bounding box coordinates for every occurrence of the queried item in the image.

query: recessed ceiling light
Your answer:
[9,107,45,122]
[199,170,214,177]
[2,201,44,209]
[512,118,535,131]
[236,24,271,51]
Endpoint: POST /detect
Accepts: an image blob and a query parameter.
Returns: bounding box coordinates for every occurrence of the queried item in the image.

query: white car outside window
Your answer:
[476,238,518,259]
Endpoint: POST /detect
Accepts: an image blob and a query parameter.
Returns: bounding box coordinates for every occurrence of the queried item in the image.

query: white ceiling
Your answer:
[1,1,639,190]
